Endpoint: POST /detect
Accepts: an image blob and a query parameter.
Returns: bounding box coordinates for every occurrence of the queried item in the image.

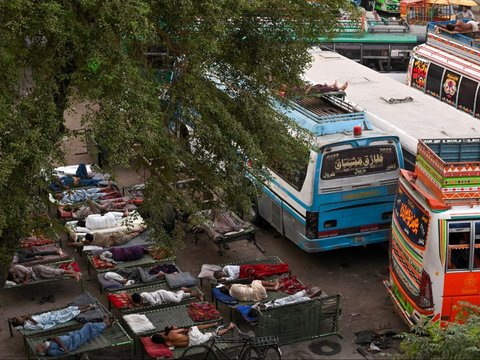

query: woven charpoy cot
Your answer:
[107,282,203,314]
[256,294,342,345]
[96,259,177,294]
[5,259,83,291]
[26,321,132,360]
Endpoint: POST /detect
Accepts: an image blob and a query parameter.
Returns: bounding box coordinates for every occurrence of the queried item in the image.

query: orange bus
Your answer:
[385,138,480,326]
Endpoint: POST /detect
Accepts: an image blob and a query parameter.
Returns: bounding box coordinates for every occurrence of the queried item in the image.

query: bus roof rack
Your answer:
[415,138,480,201]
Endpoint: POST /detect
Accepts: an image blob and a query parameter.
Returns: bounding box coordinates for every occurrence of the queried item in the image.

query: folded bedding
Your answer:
[19,236,55,249]
[123,314,156,333]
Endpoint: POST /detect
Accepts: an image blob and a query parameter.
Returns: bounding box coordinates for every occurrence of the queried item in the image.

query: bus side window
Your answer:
[448,231,471,270]
[474,222,480,269]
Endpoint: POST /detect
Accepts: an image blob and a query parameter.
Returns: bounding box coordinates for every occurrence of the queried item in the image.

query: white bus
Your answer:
[304,49,480,170]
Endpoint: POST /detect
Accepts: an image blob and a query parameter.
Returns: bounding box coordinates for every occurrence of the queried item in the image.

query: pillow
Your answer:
[165,272,197,289]
[140,336,173,359]
[68,292,96,306]
[123,314,155,334]
[236,305,258,322]
[212,287,238,305]
[91,255,116,270]
[198,264,222,281]
[108,292,131,309]
[98,273,123,291]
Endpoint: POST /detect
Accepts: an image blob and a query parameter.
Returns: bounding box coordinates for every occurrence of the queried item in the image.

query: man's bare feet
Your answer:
[306,286,323,298]
[192,292,204,301]
[339,82,348,91]
[73,273,82,282]
[104,316,115,327]
[180,287,190,292]
[273,280,284,291]
[227,322,236,330]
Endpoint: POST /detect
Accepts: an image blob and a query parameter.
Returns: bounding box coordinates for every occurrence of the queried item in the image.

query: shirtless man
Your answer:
[437,20,480,33]
[150,322,236,347]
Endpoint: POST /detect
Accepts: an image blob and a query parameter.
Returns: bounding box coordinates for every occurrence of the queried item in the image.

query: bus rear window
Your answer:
[457,77,477,114]
[425,63,444,98]
[393,184,429,248]
[321,145,398,180]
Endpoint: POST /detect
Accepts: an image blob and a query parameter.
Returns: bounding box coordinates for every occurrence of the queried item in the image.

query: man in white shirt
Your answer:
[130,287,202,306]
[84,212,123,230]
[457,6,475,20]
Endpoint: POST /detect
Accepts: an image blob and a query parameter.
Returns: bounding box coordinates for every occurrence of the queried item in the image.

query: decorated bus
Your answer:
[385,138,480,326]
[407,21,480,117]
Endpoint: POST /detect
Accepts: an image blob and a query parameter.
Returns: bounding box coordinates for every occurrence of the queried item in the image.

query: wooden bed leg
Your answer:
[8,319,13,337]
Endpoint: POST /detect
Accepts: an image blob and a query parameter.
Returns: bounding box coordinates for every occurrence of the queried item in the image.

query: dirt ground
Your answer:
[0,103,408,359]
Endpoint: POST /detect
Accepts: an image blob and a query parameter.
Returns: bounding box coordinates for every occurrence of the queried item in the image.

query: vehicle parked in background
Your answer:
[407,20,480,118]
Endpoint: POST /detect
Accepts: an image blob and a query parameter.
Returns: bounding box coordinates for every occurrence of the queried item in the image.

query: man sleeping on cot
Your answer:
[10,304,95,331]
[35,317,114,357]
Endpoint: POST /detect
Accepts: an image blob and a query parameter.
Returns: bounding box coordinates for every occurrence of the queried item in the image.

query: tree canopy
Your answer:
[0,0,352,284]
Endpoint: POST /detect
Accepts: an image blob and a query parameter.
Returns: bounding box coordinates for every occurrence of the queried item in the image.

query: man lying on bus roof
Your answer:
[439,20,480,33]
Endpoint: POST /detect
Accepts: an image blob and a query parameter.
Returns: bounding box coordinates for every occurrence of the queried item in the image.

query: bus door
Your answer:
[443,221,480,322]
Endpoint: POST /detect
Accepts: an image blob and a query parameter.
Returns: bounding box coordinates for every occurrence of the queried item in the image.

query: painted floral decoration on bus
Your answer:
[442,71,460,105]
[394,185,430,248]
[412,59,427,90]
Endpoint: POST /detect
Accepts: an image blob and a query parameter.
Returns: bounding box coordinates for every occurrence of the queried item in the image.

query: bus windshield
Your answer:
[321,144,399,180]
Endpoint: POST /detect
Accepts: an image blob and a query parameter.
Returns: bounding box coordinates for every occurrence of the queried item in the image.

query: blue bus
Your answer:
[249,93,404,252]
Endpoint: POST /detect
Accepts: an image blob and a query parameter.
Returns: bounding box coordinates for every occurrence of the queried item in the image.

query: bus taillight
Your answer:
[360,224,380,232]
[305,211,319,239]
[418,270,434,309]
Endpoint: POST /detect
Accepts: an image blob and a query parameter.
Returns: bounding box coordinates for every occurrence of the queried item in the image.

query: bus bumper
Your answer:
[294,229,389,252]
[384,279,415,328]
